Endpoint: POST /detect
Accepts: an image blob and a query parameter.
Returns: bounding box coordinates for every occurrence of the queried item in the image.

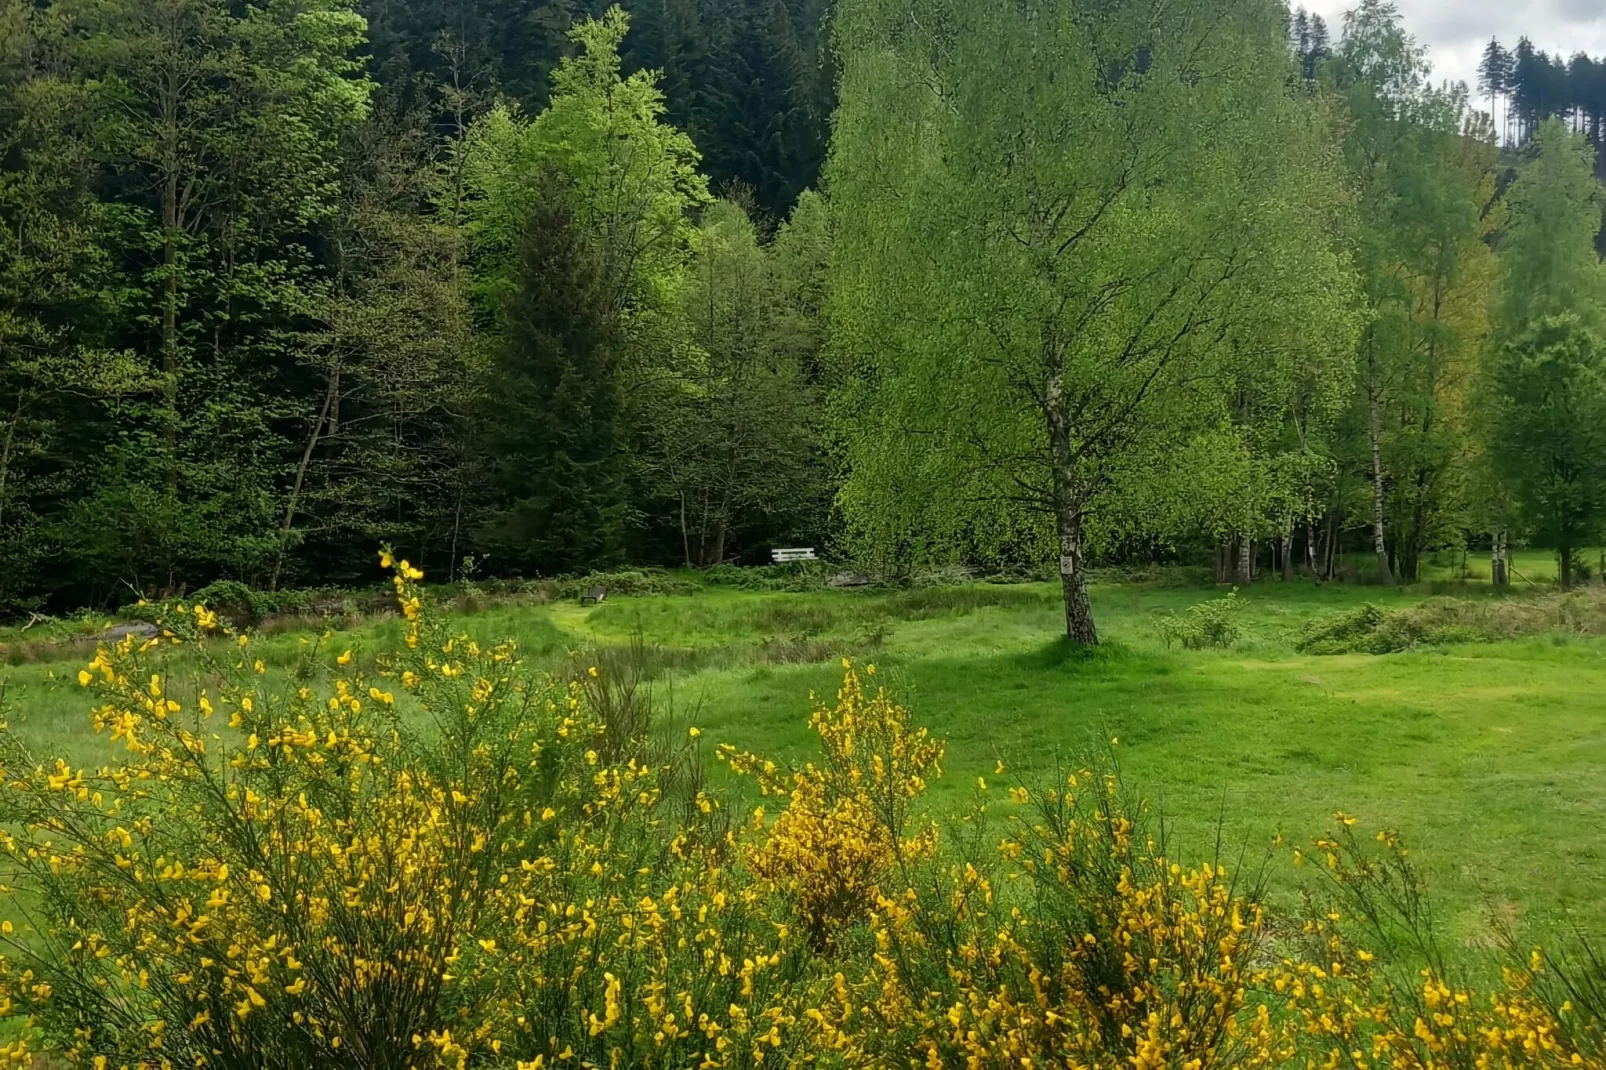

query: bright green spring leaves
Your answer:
[826,0,1359,632]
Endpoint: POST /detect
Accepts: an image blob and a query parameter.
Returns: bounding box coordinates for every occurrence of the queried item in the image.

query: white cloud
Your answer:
[1300,0,1606,95]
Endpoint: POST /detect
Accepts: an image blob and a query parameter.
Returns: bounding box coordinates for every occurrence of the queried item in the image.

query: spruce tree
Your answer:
[479,182,628,575]
[1478,39,1510,139]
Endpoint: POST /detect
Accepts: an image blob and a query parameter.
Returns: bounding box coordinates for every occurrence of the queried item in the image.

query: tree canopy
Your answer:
[827,0,1359,641]
[2,0,1605,636]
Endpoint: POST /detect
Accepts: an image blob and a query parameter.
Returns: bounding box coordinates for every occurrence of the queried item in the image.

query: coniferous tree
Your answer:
[1308,15,1331,77]
[479,183,627,575]
[1478,39,1511,141]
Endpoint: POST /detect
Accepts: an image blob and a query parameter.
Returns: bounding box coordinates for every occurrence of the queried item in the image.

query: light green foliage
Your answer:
[464,6,710,318]
[768,189,832,375]
[1485,122,1606,588]
[1488,316,1606,588]
[1152,589,1244,650]
[826,0,1358,641]
[638,198,824,565]
[1330,0,1499,584]
[1496,119,1606,336]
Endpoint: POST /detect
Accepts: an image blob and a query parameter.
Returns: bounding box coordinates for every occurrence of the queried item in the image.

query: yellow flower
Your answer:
[78,670,91,687]
[379,549,393,568]
[689,726,702,739]
[337,650,353,666]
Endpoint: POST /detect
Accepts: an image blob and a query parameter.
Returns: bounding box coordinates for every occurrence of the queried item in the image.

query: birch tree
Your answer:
[827,0,1358,643]
[1332,1,1498,584]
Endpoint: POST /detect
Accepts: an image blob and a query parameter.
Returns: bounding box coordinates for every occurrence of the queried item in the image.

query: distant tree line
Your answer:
[1479,37,1606,166]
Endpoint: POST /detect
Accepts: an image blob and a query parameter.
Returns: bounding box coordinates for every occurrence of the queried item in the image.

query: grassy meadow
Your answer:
[2,553,1603,957]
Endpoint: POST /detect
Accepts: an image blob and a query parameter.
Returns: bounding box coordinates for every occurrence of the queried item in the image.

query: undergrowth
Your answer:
[1151,588,1244,649]
[1298,588,1606,654]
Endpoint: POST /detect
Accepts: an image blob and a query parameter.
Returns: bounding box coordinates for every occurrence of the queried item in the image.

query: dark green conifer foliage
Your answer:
[479,182,628,575]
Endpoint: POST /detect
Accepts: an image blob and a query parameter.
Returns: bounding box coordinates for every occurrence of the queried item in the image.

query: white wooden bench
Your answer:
[771,547,818,563]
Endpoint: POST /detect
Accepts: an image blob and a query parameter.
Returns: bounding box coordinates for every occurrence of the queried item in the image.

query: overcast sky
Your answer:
[1301,0,1606,97]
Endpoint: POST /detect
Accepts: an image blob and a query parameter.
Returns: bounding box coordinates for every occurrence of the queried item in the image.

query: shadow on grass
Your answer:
[1012,636,1165,676]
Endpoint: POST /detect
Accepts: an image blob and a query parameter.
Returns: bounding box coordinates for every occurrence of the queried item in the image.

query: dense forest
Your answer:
[3,0,1606,642]
[1479,36,1606,163]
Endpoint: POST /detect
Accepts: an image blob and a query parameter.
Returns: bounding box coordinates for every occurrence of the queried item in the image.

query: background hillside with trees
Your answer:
[2,0,1605,644]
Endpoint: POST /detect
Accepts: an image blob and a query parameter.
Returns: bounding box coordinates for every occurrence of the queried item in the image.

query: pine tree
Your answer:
[1511,38,1539,142]
[479,182,627,575]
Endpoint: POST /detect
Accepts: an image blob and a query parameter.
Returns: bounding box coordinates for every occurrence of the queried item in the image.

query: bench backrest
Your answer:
[772,547,818,562]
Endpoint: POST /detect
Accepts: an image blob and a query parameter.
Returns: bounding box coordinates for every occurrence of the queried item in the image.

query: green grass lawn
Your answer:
[3,560,1603,956]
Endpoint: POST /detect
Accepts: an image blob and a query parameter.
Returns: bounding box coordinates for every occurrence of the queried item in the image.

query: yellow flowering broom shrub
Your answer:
[717,665,944,950]
[0,553,1595,1068]
[0,556,817,1068]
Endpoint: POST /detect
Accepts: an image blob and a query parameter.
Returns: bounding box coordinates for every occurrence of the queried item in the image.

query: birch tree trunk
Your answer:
[1046,382,1097,645]
[1054,496,1098,645]
[1368,390,1394,585]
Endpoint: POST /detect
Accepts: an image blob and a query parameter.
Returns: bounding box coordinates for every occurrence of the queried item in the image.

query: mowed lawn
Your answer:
[2,563,1604,953]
